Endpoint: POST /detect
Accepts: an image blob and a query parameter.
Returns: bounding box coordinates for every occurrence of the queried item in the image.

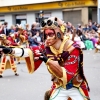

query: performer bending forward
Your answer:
[0,34,19,78]
[0,17,90,100]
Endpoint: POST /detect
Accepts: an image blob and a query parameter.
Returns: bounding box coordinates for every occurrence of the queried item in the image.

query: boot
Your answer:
[0,75,3,78]
[17,62,20,64]
[15,73,19,76]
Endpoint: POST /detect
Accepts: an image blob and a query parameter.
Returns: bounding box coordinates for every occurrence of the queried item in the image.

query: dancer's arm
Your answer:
[0,46,30,57]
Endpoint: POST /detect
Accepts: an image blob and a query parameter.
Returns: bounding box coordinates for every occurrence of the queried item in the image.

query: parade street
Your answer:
[0,50,100,100]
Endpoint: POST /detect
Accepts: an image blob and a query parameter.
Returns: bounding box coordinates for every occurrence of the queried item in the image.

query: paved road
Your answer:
[0,50,100,100]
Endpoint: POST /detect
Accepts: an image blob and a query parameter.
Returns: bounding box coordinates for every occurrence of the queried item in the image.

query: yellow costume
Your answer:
[0,34,19,78]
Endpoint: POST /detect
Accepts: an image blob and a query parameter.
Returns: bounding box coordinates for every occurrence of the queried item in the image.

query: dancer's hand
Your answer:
[39,54,48,63]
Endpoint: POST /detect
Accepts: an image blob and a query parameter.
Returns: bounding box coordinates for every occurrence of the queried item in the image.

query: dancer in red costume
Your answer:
[0,17,90,100]
[0,42,44,74]
[0,34,19,78]
[40,17,90,100]
[13,25,29,64]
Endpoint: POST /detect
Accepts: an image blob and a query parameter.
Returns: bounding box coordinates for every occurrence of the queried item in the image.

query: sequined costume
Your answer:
[0,17,90,100]
[41,17,90,100]
[0,34,19,77]
[45,36,90,100]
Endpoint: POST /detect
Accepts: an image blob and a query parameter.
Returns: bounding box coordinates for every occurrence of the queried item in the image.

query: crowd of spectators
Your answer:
[0,22,43,47]
[0,19,100,51]
[65,20,100,50]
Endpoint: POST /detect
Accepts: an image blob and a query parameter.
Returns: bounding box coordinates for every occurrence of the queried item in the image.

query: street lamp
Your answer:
[39,10,44,24]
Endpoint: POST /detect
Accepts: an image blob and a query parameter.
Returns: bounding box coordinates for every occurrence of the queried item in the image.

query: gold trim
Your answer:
[46,58,52,65]
[24,48,35,73]
[79,87,88,100]
[66,41,74,50]
[50,36,69,55]
[47,54,54,56]
[60,67,67,88]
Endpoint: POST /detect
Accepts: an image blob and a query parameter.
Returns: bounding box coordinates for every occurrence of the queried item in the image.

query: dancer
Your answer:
[0,34,19,78]
[0,17,90,100]
[14,25,28,64]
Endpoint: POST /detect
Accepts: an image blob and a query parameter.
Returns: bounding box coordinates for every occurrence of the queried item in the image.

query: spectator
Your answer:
[0,24,3,34]
[83,31,94,50]
[88,21,92,31]
[15,24,19,32]
[89,29,98,47]
[74,29,85,49]
[25,24,30,32]
[28,32,39,47]
[92,22,98,32]
[33,30,42,45]
[9,25,15,33]
[2,22,10,36]
[31,23,38,36]
[65,27,73,39]
[83,24,89,31]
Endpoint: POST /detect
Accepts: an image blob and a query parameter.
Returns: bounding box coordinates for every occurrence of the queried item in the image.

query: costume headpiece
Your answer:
[41,17,66,33]
[17,24,23,30]
[41,17,66,40]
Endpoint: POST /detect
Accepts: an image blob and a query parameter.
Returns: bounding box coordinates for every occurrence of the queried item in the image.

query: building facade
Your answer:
[0,0,97,28]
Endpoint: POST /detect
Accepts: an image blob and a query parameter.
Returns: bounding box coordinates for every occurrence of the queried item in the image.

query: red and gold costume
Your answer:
[13,26,28,63]
[45,36,90,100]
[0,34,19,77]
[41,17,90,100]
[0,37,44,75]
[14,30,28,47]
[9,44,44,74]
[0,17,90,100]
